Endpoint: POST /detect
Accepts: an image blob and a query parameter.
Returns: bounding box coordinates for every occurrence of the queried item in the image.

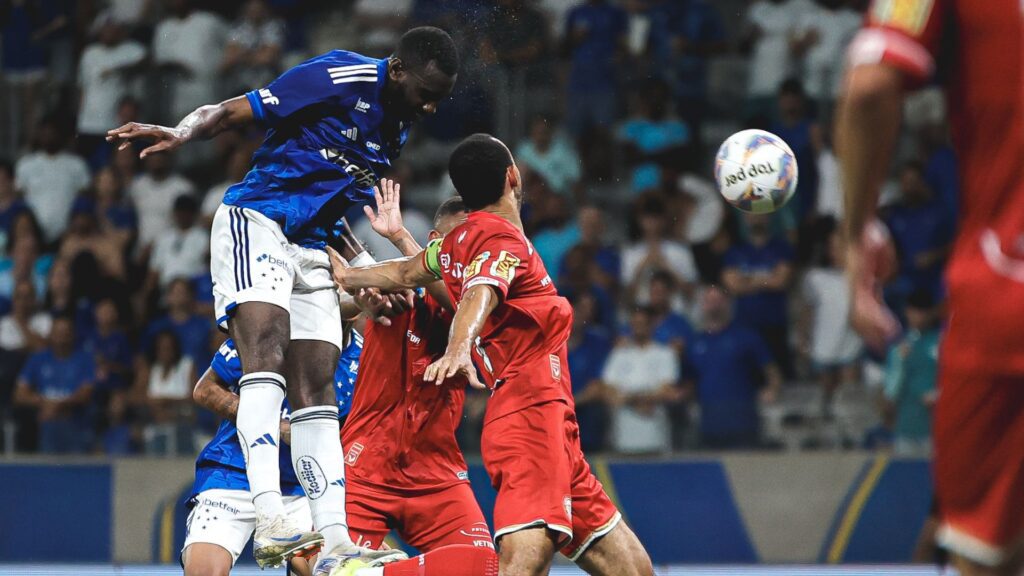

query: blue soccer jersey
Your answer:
[191,333,363,497]
[224,50,411,247]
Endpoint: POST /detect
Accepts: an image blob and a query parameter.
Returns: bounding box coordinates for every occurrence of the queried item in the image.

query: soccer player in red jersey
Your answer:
[330,134,653,576]
[839,1,1024,574]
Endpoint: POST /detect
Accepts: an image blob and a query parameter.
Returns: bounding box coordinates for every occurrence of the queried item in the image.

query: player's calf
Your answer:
[573,521,653,576]
[495,526,558,576]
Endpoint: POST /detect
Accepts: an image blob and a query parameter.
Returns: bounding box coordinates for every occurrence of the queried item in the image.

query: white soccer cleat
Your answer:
[312,545,409,576]
[253,514,324,569]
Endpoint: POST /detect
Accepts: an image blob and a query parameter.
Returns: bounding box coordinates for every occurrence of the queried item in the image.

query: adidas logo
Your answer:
[249,433,277,448]
[342,127,358,141]
[354,98,370,113]
[330,478,346,489]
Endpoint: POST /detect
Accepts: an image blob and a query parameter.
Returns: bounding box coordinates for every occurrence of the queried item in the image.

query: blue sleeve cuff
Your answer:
[245,90,266,123]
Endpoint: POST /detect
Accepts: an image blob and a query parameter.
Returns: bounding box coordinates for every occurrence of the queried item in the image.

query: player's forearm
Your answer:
[445,285,499,358]
[837,64,904,242]
[388,228,423,258]
[340,257,434,292]
[193,369,239,422]
[176,96,253,143]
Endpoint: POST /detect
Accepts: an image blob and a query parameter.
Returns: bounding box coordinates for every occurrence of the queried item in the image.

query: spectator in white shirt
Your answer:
[0,279,51,353]
[129,152,196,251]
[515,115,581,199]
[148,195,209,290]
[15,117,91,245]
[220,0,285,92]
[621,194,698,308]
[742,0,812,122]
[600,306,681,454]
[77,14,146,163]
[152,0,226,121]
[790,0,863,105]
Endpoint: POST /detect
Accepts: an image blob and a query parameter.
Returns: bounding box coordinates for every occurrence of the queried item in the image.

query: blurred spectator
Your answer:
[562,204,619,292]
[129,153,196,251]
[14,116,91,245]
[814,124,843,221]
[143,278,210,364]
[563,0,626,138]
[799,224,861,417]
[601,306,681,454]
[684,287,780,449]
[648,271,693,353]
[76,13,146,167]
[0,159,27,251]
[533,194,579,280]
[723,213,795,378]
[883,161,954,307]
[622,194,698,310]
[0,279,50,353]
[566,291,612,452]
[770,79,820,230]
[220,0,284,93]
[108,0,158,28]
[58,197,128,281]
[674,171,726,282]
[0,0,62,152]
[147,195,208,289]
[742,0,810,122]
[482,0,551,77]
[559,245,617,334]
[791,0,862,108]
[883,291,941,458]
[93,165,138,246]
[201,145,252,227]
[112,141,141,185]
[515,115,581,199]
[83,298,134,453]
[351,0,411,54]
[14,315,95,453]
[917,119,959,221]
[616,80,690,195]
[0,220,50,302]
[134,328,195,455]
[152,0,227,122]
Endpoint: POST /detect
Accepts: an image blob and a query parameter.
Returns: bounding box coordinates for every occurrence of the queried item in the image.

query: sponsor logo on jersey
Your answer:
[365,140,381,151]
[457,470,469,480]
[297,456,328,499]
[490,250,520,282]
[871,0,933,34]
[563,496,573,521]
[258,88,279,106]
[550,354,561,380]
[407,330,422,345]
[354,98,371,113]
[199,498,241,515]
[345,442,364,465]
[440,252,451,270]
[464,251,490,280]
[256,253,291,272]
[319,147,376,188]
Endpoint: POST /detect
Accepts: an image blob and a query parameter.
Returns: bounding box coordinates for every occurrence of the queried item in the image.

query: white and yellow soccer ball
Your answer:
[714,129,798,214]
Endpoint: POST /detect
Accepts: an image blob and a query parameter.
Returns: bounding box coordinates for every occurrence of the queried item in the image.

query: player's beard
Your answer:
[513,184,524,212]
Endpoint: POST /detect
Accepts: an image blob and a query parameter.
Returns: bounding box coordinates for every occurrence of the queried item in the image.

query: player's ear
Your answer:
[507,164,520,191]
[428,229,441,241]
[388,57,405,80]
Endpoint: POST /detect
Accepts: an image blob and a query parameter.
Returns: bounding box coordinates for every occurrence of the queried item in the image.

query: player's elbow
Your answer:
[842,64,904,111]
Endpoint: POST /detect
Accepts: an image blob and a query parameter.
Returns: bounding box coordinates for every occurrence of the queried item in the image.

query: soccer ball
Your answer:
[714,129,798,214]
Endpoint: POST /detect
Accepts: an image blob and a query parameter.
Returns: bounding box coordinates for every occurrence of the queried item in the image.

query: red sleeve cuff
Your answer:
[847,27,935,84]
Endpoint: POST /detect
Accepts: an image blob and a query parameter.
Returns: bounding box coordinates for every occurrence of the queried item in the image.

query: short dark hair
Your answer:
[433,197,467,228]
[650,270,675,289]
[396,27,458,76]
[173,194,199,213]
[448,134,513,210]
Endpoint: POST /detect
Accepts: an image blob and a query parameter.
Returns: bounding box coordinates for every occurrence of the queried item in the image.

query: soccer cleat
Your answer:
[253,514,324,569]
[312,546,409,576]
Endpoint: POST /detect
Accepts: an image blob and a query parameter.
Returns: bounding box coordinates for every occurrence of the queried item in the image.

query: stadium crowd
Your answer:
[0,0,953,458]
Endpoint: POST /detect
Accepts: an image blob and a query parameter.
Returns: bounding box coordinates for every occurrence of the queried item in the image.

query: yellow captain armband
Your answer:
[423,237,444,280]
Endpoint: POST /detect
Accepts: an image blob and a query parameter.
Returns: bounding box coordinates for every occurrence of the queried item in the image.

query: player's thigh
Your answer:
[182,489,256,573]
[285,275,343,408]
[574,521,653,576]
[497,526,559,576]
[345,483,394,550]
[934,367,1024,568]
[403,483,494,551]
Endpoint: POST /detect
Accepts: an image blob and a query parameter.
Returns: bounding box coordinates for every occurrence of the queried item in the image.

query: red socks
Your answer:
[382,545,499,576]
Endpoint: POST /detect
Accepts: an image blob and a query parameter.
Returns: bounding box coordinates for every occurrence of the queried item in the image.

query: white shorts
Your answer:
[182,489,312,565]
[211,204,343,349]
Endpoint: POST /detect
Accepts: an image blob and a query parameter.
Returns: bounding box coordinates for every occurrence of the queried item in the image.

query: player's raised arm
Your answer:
[106,95,254,158]
[328,245,436,293]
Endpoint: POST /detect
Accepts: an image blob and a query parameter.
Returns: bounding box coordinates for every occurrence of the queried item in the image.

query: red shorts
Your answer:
[481,399,621,561]
[934,364,1024,566]
[346,481,493,552]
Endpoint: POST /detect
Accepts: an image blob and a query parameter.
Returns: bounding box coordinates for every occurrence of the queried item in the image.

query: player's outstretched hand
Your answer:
[364,178,406,241]
[106,122,187,159]
[424,351,486,389]
[847,219,900,352]
[326,245,352,292]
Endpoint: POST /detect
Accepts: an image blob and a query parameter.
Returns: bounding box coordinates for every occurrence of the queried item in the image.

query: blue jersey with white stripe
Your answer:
[191,333,363,497]
[224,50,411,247]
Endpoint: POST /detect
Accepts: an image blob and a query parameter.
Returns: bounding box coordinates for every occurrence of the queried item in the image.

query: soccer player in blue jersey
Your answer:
[107,27,457,573]
[183,330,363,576]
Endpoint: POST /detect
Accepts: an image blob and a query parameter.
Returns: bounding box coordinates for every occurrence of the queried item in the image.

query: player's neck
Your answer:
[481,199,524,232]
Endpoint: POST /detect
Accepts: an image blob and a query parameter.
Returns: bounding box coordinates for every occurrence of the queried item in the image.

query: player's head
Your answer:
[448,133,521,211]
[386,27,458,121]
[429,197,468,239]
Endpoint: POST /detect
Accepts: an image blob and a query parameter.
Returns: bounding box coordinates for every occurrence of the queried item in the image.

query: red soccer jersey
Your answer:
[851,0,1024,373]
[341,294,470,492]
[425,210,575,422]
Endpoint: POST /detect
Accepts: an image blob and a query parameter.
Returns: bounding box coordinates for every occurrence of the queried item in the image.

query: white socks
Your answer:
[290,405,354,552]
[237,372,287,518]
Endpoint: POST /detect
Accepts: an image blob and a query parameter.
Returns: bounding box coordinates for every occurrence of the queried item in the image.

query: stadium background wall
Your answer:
[0,454,932,565]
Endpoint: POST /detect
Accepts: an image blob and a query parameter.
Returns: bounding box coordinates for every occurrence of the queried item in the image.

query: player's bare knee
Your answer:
[183,565,230,576]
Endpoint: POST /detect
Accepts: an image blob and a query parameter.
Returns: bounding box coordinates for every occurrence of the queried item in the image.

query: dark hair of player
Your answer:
[448,134,513,211]
[433,197,467,228]
[396,27,459,77]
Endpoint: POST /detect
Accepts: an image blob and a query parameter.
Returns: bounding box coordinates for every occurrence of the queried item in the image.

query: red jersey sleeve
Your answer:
[848,0,949,84]
[460,231,528,300]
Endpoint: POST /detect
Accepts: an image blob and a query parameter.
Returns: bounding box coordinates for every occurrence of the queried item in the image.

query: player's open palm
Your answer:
[106,122,187,158]
[425,351,486,389]
[364,178,405,240]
